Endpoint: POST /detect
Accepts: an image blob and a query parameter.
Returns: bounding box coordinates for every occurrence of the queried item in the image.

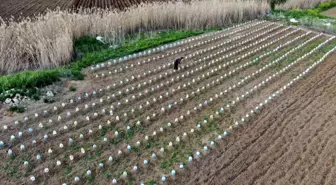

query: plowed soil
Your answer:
[321,7,336,17]
[174,52,336,185]
[0,0,75,20]
[1,21,336,185]
[0,0,177,20]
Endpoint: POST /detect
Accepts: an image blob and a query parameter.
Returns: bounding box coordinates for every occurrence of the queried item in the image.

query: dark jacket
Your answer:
[174,57,184,70]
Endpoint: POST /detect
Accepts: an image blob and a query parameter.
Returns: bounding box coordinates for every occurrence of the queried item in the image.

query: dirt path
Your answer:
[321,7,336,17]
[173,52,336,185]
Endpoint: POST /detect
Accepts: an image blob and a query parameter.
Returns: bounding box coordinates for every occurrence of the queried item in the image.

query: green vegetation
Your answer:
[270,0,287,10]
[8,106,25,113]
[1,0,334,103]
[132,146,140,155]
[71,145,81,152]
[0,29,220,102]
[95,151,102,157]
[271,39,323,70]
[307,39,336,63]
[69,29,217,76]
[273,1,336,19]
[100,126,108,136]
[74,37,109,54]
[145,142,151,149]
[64,166,72,176]
[69,86,77,91]
[267,1,336,35]
[0,88,40,102]
[160,161,169,169]
[146,180,157,185]
[103,171,112,179]
[0,73,51,101]
[316,1,336,13]
[7,167,19,178]
[208,120,220,132]
[0,70,61,91]
[87,175,95,183]
[43,98,55,104]
[160,150,184,169]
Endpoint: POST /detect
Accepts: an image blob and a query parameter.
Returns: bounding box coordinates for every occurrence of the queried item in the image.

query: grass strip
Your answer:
[272,1,336,19]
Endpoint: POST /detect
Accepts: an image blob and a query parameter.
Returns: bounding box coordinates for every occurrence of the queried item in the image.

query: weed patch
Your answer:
[8,106,25,113]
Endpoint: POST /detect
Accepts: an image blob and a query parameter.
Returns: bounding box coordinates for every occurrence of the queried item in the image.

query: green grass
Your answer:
[7,167,19,178]
[69,29,218,74]
[0,1,335,102]
[145,142,151,149]
[160,161,169,169]
[132,146,140,155]
[268,1,336,34]
[208,120,220,132]
[146,180,157,185]
[273,1,336,19]
[43,98,55,104]
[87,175,95,183]
[64,166,72,176]
[0,28,221,102]
[74,37,109,54]
[0,70,62,90]
[71,145,81,152]
[95,151,102,157]
[160,150,184,169]
[315,1,336,13]
[0,72,50,101]
[307,39,336,63]
[8,106,25,113]
[69,86,77,91]
[103,171,112,179]
[271,39,323,70]
[100,126,108,136]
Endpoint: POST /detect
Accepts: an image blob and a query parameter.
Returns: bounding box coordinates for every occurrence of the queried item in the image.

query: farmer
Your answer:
[174,57,184,70]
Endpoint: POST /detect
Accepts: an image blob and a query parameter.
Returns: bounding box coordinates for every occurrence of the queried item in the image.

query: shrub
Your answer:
[8,106,25,113]
[69,86,77,91]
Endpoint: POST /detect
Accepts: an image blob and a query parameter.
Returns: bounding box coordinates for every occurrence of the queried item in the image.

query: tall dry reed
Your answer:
[276,0,331,9]
[0,0,269,74]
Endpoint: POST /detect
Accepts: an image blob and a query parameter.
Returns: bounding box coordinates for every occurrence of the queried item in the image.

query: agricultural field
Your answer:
[0,0,174,19]
[72,0,180,9]
[1,20,336,185]
[0,0,74,19]
[321,6,336,17]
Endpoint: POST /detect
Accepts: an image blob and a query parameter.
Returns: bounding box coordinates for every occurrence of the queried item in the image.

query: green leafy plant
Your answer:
[273,1,336,19]
[269,0,287,10]
[43,98,55,103]
[8,106,25,113]
[69,86,77,91]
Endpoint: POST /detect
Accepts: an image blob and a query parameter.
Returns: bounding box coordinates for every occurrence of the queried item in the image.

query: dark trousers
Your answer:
[174,61,180,70]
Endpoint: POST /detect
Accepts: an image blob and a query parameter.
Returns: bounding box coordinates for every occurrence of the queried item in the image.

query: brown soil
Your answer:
[321,7,336,17]
[0,0,178,20]
[173,52,336,185]
[0,0,75,20]
[1,21,335,185]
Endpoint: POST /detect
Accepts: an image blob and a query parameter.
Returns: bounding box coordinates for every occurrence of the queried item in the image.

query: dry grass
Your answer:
[0,0,269,74]
[276,0,332,10]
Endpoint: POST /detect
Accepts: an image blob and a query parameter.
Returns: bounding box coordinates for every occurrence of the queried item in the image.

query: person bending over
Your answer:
[174,57,184,70]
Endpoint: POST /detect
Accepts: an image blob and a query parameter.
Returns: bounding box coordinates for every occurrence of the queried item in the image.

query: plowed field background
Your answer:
[174,52,336,185]
[0,0,179,20]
